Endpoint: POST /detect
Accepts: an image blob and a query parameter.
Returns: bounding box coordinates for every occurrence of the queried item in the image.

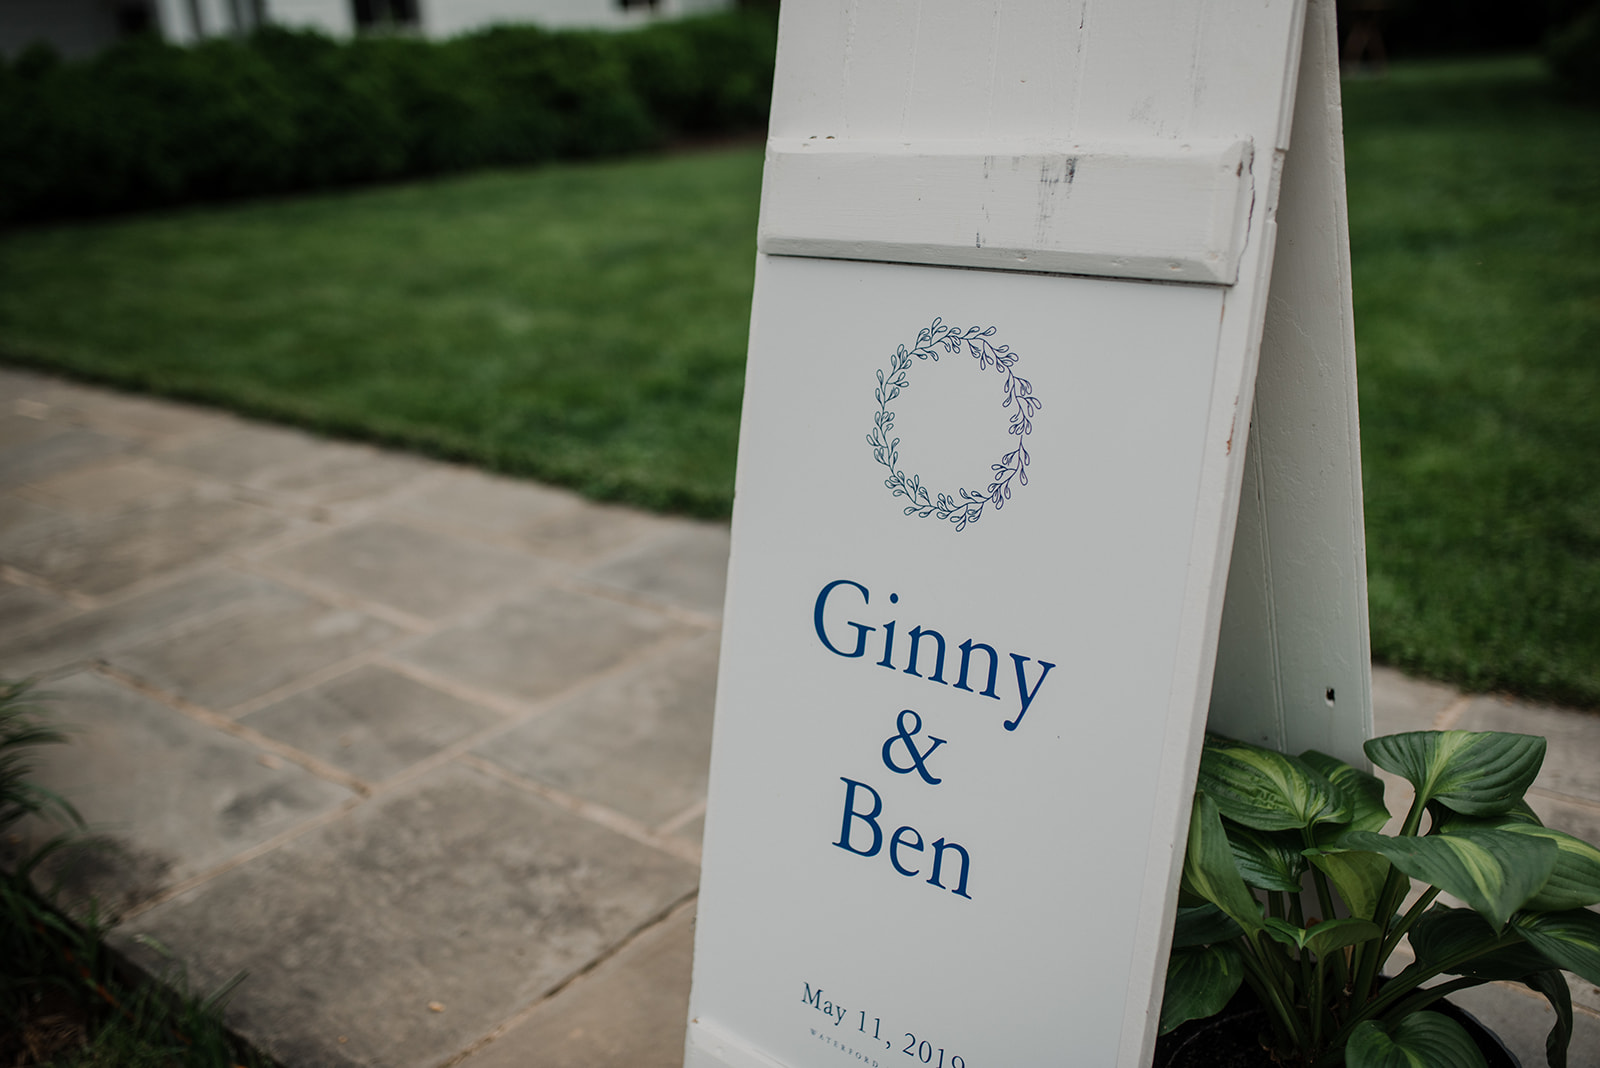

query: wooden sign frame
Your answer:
[688,2,1372,1064]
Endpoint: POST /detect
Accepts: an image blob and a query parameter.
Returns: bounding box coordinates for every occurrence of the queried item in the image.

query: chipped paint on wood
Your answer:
[759,138,1254,283]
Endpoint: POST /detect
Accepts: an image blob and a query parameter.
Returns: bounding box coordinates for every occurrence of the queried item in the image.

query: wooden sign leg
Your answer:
[1208,0,1373,767]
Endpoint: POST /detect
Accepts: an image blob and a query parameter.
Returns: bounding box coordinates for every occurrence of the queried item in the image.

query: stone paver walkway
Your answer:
[2,366,1596,1067]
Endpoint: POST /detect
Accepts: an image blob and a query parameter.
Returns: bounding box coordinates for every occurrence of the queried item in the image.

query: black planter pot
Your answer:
[1152,989,1521,1068]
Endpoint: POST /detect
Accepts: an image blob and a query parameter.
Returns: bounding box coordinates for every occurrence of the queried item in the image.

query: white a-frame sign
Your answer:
[688,1,1372,1065]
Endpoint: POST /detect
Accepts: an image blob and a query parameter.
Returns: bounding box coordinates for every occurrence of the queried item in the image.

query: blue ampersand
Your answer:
[881,709,948,785]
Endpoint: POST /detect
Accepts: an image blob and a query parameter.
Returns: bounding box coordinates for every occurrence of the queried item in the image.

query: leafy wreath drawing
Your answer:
[867,318,1042,531]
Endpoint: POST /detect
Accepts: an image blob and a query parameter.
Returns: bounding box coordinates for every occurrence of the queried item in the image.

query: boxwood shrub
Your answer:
[0,10,777,224]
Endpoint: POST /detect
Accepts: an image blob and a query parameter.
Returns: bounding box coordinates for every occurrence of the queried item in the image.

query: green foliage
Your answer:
[1547,4,1600,100]
[0,681,78,835]
[1344,56,1600,708]
[0,54,1594,703]
[0,11,777,224]
[0,147,762,515]
[1364,731,1546,817]
[0,682,267,1067]
[1163,729,1600,1067]
[614,11,779,135]
[1344,1012,1486,1068]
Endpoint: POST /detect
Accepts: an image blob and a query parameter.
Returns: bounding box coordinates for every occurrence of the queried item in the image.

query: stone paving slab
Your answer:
[1450,980,1600,1066]
[583,523,732,618]
[1457,693,1600,802]
[0,577,70,642]
[9,380,229,445]
[16,455,197,515]
[456,901,697,1068]
[18,670,354,916]
[1368,666,1463,734]
[1,490,292,597]
[0,424,132,491]
[0,568,275,681]
[3,368,1598,1068]
[391,470,592,540]
[396,586,704,705]
[240,665,508,785]
[475,631,720,828]
[251,445,430,508]
[2,368,728,1068]
[108,584,403,713]
[264,520,555,621]
[118,763,699,1068]
[150,422,339,485]
[385,473,666,565]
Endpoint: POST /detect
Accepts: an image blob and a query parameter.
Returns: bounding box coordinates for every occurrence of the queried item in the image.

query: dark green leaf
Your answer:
[1225,821,1308,892]
[1364,731,1544,817]
[1303,749,1391,832]
[1494,801,1545,827]
[1172,903,1244,949]
[1160,943,1245,1035]
[1341,827,1557,928]
[1521,969,1572,1068]
[1409,906,1552,979]
[1499,825,1600,912]
[1345,1012,1488,1068]
[1262,916,1307,951]
[1182,793,1264,933]
[1200,734,1350,831]
[1261,916,1380,957]
[1516,909,1600,986]
[1429,806,1600,911]
[1308,848,1391,920]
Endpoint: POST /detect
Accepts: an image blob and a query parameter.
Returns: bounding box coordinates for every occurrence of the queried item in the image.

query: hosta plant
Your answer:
[1163,729,1600,1067]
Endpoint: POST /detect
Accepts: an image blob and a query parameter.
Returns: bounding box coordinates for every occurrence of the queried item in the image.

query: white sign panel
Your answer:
[690,2,1371,1065]
[692,257,1222,1066]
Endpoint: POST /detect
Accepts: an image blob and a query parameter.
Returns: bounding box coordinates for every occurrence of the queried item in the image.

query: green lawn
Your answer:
[1341,56,1600,708]
[0,147,764,516]
[0,56,1596,707]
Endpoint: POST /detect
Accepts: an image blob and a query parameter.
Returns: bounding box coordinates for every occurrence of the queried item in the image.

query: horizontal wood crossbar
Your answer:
[759,137,1255,285]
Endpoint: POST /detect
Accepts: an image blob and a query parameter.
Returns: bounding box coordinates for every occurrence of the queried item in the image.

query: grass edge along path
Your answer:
[1,56,1597,709]
[1342,55,1600,710]
[0,145,764,518]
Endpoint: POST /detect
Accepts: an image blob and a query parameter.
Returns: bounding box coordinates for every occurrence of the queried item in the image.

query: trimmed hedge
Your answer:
[0,11,776,224]
[1548,4,1600,101]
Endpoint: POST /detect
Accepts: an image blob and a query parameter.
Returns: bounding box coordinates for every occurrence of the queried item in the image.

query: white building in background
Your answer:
[0,0,733,58]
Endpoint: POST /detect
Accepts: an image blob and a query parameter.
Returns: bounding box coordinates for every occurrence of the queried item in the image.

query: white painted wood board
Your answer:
[690,2,1370,1065]
[1207,0,1373,765]
[693,255,1225,1068]
[759,138,1254,283]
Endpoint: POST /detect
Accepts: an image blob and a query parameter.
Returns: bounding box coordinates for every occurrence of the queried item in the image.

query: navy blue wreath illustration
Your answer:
[868,318,1042,531]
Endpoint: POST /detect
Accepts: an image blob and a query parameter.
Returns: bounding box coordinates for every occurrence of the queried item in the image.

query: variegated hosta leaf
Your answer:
[1160,943,1245,1035]
[1513,827,1600,912]
[1302,749,1392,832]
[1261,916,1380,958]
[1200,734,1351,831]
[1225,821,1308,892]
[1515,909,1600,986]
[1171,903,1244,950]
[1432,801,1545,837]
[1345,1012,1488,1068]
[1522,969,1574,1068]
[1182,793,1264,934]
[1308,848,1391,920]
[1341,827,1557,929]
[1364,731,1545,817]
[1489,800,1545,826]
[1432,810,1600,912]
[1408,906,1553,979]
